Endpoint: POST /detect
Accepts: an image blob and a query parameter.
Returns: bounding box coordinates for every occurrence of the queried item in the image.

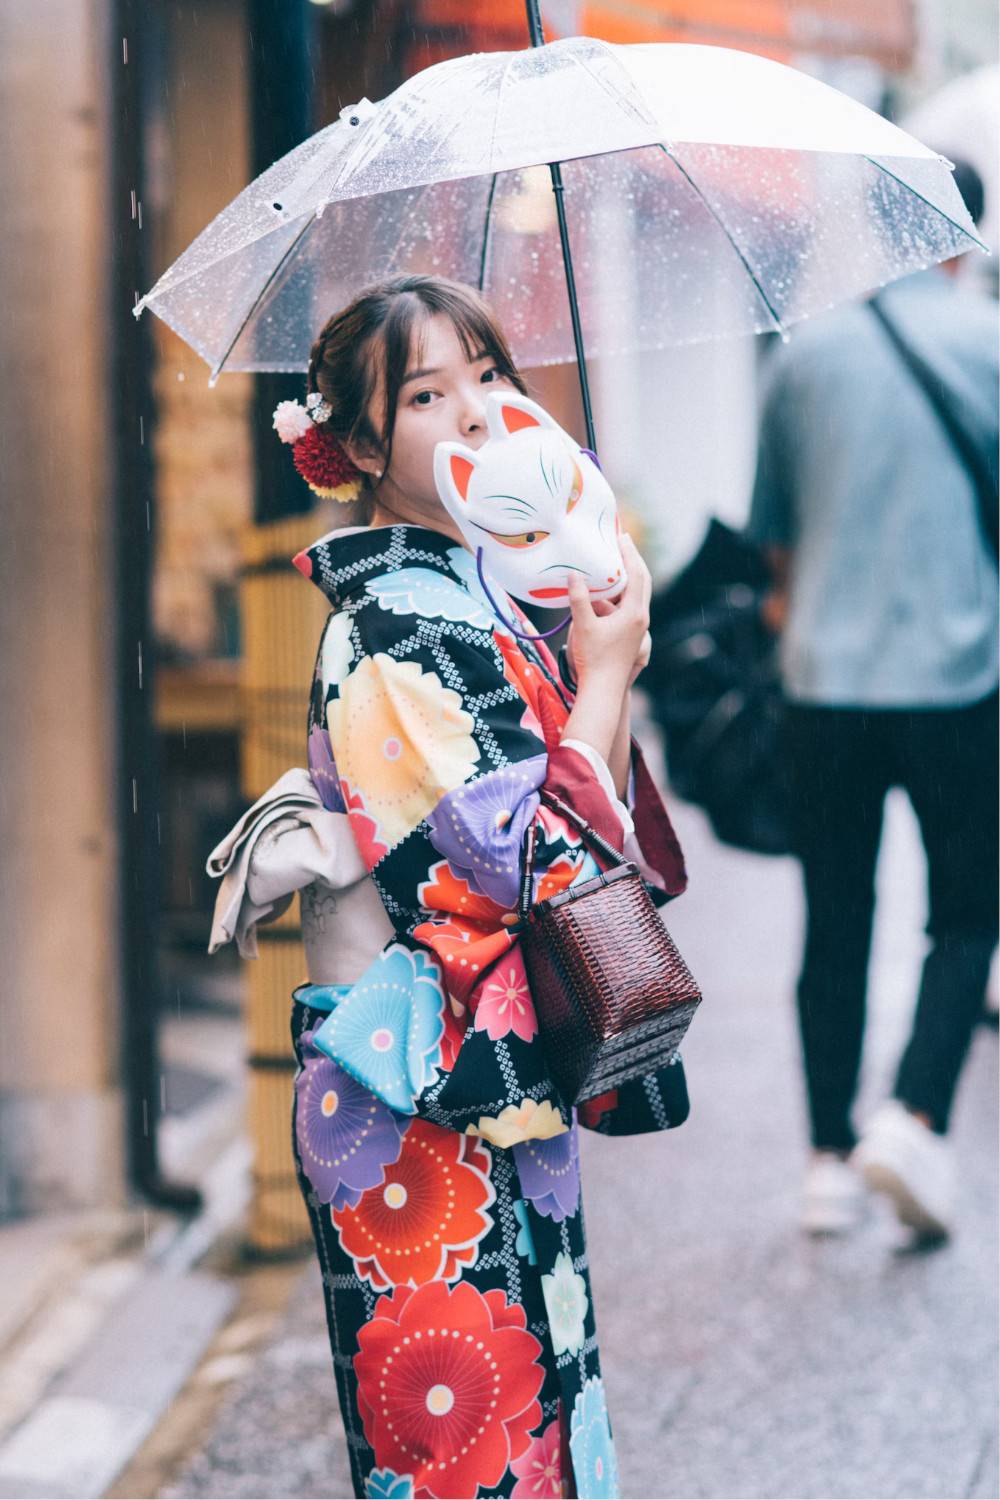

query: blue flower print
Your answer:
[570,1377,619,1499]
[312,944,445,1114]
[445,545,510,622]
[366,564,494,630]
[512,1197,538,1265]
[364,1468,414,1499]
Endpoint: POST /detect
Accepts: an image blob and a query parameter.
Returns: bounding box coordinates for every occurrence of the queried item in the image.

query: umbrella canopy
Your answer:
[135,37,985,383]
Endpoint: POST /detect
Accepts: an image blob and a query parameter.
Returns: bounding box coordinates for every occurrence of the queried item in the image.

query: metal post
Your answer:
[524,0,598,452]
[113,0,200,1214]
[248,0,317,523]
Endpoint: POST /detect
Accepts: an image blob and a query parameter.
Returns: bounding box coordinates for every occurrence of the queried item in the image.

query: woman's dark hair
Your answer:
[306,276,528,491]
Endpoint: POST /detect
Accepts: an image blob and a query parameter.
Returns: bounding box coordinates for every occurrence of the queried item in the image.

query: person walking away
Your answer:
[747,161,998,1240]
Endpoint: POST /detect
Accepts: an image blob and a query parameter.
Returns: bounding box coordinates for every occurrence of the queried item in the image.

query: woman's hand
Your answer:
[565,534,651,695]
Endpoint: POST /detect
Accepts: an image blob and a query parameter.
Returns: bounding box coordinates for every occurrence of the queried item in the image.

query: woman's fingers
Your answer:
[566,570,592,626]
[618,534,651,622]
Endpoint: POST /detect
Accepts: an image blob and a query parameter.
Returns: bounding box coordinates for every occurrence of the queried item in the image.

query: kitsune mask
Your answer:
[433,393,624,608]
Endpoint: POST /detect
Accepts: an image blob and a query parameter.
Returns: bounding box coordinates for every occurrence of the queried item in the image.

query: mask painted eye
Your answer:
[566,459,583,513]
[485,528,551,549]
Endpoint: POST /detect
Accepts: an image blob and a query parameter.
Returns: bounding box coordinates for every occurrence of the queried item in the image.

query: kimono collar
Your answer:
[292,524,470,610]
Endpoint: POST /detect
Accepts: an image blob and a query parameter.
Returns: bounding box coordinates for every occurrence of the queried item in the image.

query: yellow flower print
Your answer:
[328,654,480,850]
[466,1098,568,1149]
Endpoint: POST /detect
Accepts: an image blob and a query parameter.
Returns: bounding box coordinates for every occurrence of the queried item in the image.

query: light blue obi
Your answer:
[293,982,353,1013]
[292,943,448,1116]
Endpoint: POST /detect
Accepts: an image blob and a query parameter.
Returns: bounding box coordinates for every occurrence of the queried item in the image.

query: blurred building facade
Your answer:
[0,0,995,1223]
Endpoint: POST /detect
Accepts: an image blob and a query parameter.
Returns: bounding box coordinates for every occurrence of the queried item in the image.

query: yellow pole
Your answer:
[240,515,329,1254]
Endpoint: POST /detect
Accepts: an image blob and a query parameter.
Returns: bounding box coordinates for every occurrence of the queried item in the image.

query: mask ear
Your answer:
[486,392,562,441]
[433,441,479,515]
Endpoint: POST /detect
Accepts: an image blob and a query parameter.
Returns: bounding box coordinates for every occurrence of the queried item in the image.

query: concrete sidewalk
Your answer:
[151,783,999,1500]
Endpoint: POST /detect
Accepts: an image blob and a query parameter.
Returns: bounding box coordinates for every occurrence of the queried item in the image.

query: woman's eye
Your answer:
[480,367,503,384]
[411,390,437,406]
[486,528,551,549]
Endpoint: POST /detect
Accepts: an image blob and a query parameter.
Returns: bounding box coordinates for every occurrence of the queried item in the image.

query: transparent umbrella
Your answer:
[135,33,986,447]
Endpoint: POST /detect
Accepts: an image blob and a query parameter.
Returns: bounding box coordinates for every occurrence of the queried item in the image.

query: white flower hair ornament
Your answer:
[433,393,624,638]
[272,392,364,502]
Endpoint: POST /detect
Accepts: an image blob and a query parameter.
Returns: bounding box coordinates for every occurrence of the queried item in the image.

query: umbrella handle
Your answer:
[475,549,571,641]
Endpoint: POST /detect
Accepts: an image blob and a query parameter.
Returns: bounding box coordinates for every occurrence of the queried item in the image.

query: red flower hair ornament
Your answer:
[272,393,364,503]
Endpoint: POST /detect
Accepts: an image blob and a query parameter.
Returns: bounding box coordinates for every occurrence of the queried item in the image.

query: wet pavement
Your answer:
[158,778,999,1500]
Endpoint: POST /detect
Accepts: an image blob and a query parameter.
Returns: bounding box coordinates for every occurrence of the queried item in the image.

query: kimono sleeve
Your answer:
[577,1057,690,1136]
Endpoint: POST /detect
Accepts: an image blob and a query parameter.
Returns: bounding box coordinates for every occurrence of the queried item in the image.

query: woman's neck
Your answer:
[368,482,467,548]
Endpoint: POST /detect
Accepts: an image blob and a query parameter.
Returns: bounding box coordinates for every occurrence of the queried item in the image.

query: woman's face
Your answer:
[364,313,517,515]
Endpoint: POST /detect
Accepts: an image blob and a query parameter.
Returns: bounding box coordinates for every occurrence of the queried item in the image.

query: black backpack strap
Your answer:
[869,292,998,561]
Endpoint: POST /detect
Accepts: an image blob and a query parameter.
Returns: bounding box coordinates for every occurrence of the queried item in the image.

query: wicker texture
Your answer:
[519,794,701,1103]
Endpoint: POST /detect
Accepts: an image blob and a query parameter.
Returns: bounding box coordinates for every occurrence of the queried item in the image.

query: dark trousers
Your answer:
[783,691,998,1152]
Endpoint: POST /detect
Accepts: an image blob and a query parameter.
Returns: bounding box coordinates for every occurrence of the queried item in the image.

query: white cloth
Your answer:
[206,768,392,980]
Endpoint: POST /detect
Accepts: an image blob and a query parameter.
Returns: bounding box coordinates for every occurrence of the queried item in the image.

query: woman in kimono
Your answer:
[255,276,689,1499]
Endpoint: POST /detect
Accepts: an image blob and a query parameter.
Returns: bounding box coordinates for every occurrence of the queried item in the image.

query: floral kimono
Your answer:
[290,524,690,1500]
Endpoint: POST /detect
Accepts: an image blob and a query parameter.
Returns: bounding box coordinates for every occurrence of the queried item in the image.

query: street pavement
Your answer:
[159,758,999,1500]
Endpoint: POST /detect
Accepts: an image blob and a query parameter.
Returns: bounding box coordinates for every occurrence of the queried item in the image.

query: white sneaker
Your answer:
[852,1100,955,1240]
[801,1151,865,1235]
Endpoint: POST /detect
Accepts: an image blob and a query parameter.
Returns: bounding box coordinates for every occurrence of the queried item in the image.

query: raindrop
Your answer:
[142,1097,149,1136]
[132,777,138,813]
[137,640,143,688]
[139,414,144,444]
[122,36,128,63]
[177,370,185,382]
[160,1075,167,1112]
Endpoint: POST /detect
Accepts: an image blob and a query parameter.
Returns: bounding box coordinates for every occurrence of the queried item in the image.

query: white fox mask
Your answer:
[433,393,624,609]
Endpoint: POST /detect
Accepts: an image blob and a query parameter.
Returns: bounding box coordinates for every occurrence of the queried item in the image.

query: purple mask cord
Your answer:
[475,549,571,641]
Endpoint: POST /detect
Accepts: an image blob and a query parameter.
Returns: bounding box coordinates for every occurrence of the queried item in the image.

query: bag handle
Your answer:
[518,789,627,919]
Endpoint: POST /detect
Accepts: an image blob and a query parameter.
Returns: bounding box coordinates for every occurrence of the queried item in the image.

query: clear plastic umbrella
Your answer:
[135,34,986,429]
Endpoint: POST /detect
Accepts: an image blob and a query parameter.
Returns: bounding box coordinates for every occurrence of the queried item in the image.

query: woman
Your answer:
[222,275,690,1499]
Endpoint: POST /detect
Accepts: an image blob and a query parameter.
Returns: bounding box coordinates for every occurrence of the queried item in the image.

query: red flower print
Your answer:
[494,632,570,754]
[495,632,546,738]
[511,1416,564,1498]
[475,951,537,1043]
[333,1120,495,1289]
[534,852,586,904]
[417,860,506,929]
[341,781,390,868]
[578,1090,619,1129]
[535,683,568,755]
[355,1279,545,1500]
[536,802,584,849]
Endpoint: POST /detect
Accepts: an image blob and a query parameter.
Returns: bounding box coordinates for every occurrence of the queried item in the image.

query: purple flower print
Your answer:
[512,1121,581,1222]
[308,725,347,813]
[426,755,547,907]
[295,1030,407,1209]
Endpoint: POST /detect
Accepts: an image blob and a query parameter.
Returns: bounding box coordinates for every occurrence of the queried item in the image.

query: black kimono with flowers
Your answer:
[288,524,690,1500]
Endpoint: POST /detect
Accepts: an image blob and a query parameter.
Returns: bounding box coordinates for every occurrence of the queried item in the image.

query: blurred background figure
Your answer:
[748,159,998,1242]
